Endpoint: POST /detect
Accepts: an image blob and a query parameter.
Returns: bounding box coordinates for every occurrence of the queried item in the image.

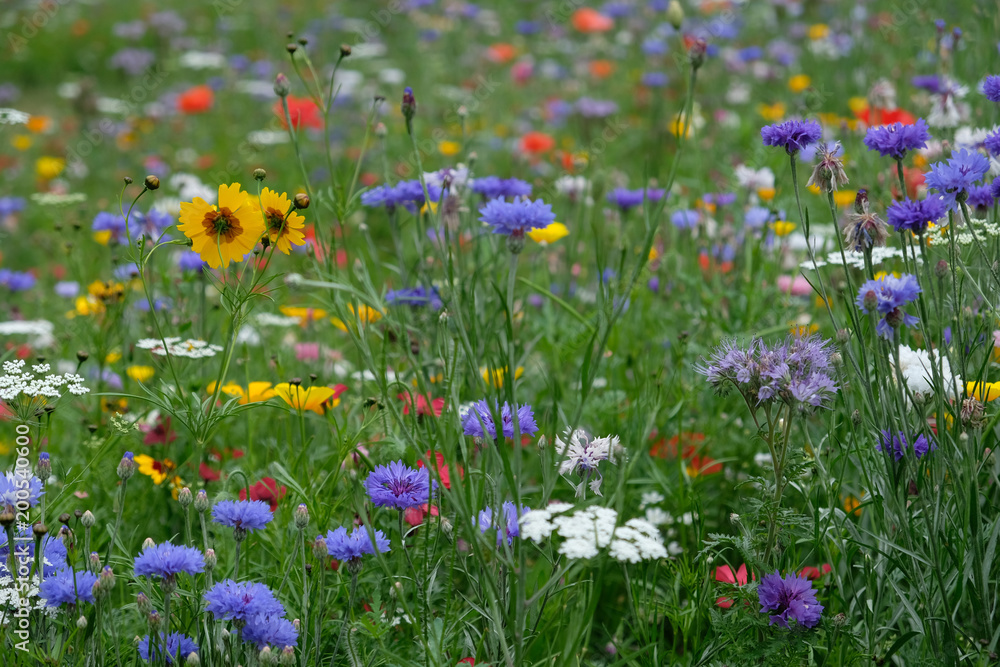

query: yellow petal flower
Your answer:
[968,382,1000,402]
[126,365,155,383]
[772,221,796,237]
[527,222,569,244]
[274,383,336,414]
[438,140,461,156]
[260,188,306,255]
[177,183,265,269]
[481,366,524,388]
[331,304,383,332]
[788,74,811,93]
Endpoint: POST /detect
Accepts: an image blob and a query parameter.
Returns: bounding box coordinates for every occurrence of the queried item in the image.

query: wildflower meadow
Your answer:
[3,0,1000,665]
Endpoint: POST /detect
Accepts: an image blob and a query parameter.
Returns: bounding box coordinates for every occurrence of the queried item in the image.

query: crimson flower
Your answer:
[239,477,287,512]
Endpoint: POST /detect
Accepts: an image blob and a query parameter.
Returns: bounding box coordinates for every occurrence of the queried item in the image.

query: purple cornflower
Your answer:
[757,570,824,628]
[983,75,1000,102]
[0,528,66,578]
[991,177,1000,201]
[911,74,942,94]
[983,129,1000,157]
[670,209,700,229]
[204,580,286,621]
[212,500,274,538]
[323,526,390,567]
[924,149,991,209]
[138,633,199,665]
[967,183,996,211]
[478,197,556,236]
[385,286,442,309]
[885,197,948,234]
[575,97,619,118]
[862,119,931,160]
[471,176,532,200]
[364,460,432,510]
[243,614,298,649]
[0,470,44,512]
[641,71,669,87]
[39,568,99,607]
[461,400,539,439]
[878,430,935,460]
[696,335,838,409]
[92,212,129,244]
[478,502,530,547]
[760,119,822,155]
[178,251,206,272]
[133,541,205,581]
[606,188,667,211]
[856,274,921,339]
[0,197,26,217]
[0,270,36,291]
[54,281,80,298]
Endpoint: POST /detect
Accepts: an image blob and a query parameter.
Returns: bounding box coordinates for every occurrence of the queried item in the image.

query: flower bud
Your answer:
[253,168,267,181]
[59,526,75,550]
[194,490,210,513]
[687,37,707,70]
[118,452,136,480]
[340,44,352,57]
[401,86,417,122]
[666,0,684,29]
[178,487,193,508]
[142,537,156,551]
[76,350,89,363]
[962,397,986,429]
[124,176,133,185]
[862,290,878,312]
[0,510,16,528]
[312,537,328,560]
[259,647,274,666]
[90,551,100,569]
[374,122,387,137]
[204,548,217,571]
[293,193,310,209]
[148,610,161,631]
[33,522,47,538]
[100,566,116,593]
[285,42,298,54]
[274,73,291,98]
[144,175,160,190]
[186,653,201,667]
[37,453,51,482]
[77,615,88,629]
[81,510,96,528]
[851,409,861,427]
[884,307,905,329]
[935,260,949,279]
[836,328,850,344]
[280,646,295,665]
[138,592,153,615]
[833,612,847,627]
[294,504,309,529]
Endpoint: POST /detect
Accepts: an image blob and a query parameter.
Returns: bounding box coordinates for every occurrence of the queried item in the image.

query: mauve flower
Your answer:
[364,460,432,510]
[760,119,822,155]
[461,400,539,439]
[757,570,824,628]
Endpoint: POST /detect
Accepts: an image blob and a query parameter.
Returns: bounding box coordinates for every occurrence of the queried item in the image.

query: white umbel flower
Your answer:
[519,503,666,563]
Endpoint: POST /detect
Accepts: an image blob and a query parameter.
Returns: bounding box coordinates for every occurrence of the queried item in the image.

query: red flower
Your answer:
[854,106,916,127]
[399,393,445,418]
[404,503,439,527]
[519,131,555,155]
[458,659,476,666]
[142,415,177,445]
[274,96,323,130]
[199,463,221,483]
[239,477,287,512]
[800,564,832,580]
[715,563,750,608]
[416,451,463,490]
[177,85,214,114]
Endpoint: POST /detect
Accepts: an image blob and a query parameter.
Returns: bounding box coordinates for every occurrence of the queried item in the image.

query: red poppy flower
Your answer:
[404,503,439,527]
[199,463,221,483]
[417,450,463,490]
[571,8,613,32]
[274,96,323,130]
[715,563,750,608]
[486,43,517,64]
[854,107,916,127]
[799,564,832,580]
[520,131,555,155]
[239,477,288,512]
[399,393,445,417]
[459,659,476,666]
[142,416,177,445]
[176,85,214,114]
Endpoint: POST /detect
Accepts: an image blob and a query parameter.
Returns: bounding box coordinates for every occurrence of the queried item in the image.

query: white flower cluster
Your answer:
[802,245,917,271]
[555,430,622,498]
[28,192,87,207]
[891,344,961,398]
[926,218,1000,247]
[255,313,302,328]
[0,108,29,125]
[136,338,223,358]
[0,575,58,622]
[0,360,89,402]
[519,503,667,562]
[0,319,55,348]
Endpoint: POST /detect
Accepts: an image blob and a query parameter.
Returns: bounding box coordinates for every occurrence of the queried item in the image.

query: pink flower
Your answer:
[776,275,813,296]
[715,563,750,608]
[295,342,320,362]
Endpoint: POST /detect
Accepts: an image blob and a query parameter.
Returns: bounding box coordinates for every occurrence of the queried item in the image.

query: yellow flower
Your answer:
[438,140,461,156]
[89,280,125,301]
[178,183,265,269]
[806,183,821,195]
[36,157,66,180]
[280,306,328,326]
[12,135,32,151]
[968,382,1000,402]
[789,323,819,337]
[259,188,306,255]
[788,75,811,93]
[93,230,112,245]
[874,271,901,280]
[757,187,776,202]
[207,381,277,404]
[847,97,868,114]
[808,23,829,40]
[649,246,660,262]
[843,493,862,516]
[67,296,104,318]
[757,102,786,122]
[169,476,186,500]
[274,383,338,414]
[527,222,569,244]
[126,365,154,383]
[833,190,857,207]
[772,221,796,236]
[331,304,383,332]
[105,351,122,364]
[668,112,695,138]
[134,454,175,485]
[481,366,524,388]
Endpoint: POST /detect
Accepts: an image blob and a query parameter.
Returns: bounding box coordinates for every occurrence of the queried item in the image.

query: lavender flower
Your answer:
[606,188,667,211]
[471,176,532,200]
[364,460,432,510]
[878,430,935,460]
[967,183,996,211]
[212,500,274,538]
[924,149,991,209]
[243,614,298,649]
[478,197,556,236]
[204,580,286,621]
[671,209,700,229]
[133,541,205,581]
[323,526,390,567]
[862,119,931,160]
[757,570,824,628]
[385,286,442,309]
[760,119,822,155]
[461,400,539,439]
[856,274,921,339]
[138,633,198,664]
[983,75,1000,103]
[39,568,99,607]
[886,197,948,234]
[478,502,530,546]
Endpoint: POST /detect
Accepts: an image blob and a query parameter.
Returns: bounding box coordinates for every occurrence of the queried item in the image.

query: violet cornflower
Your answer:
[878,430,935,460]
[364,460,432,510]
[885,197,948,235]
[862,119,931,161]
[760,119,822,155]
[461,399,539,439]
[924,149,991,210]
[757,570,824,628]
[982,75,1000,103]
[856,274,921,339]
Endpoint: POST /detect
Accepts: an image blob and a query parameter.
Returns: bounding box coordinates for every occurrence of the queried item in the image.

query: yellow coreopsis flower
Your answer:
[808,23,830,40]
[527,222,569,244]
[331,304,383,332]
[274,383,338,414]
[833,190,857,207]
[134,454,175,485]
[207,381,277,404]
[481,366,524,388]
[126,365,155,383]
[757,102,786,122]
[772,221,796,236]
[280,305,328,326]
[67,295,104,318]
[259,188,306,255]
[438,140,461,156]
[968,382,1000,402]
[12,135,32,151]
[788,75,811,93]
[36,156,65,180]
[178,183,265,269]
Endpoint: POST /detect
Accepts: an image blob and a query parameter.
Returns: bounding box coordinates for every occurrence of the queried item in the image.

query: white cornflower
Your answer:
[555,429,622,498]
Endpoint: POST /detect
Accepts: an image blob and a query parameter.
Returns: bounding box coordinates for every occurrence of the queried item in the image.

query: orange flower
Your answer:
[207,381,277,405]
[176,85,214,114]
[274,383,347,415]
[519,131,555,154]
[486,43,517,64]
[588,60,615,79]
[571,8,614,32]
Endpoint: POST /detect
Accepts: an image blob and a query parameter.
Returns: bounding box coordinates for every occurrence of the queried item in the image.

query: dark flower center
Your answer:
[265,207,285,234]
[202,207,243,242]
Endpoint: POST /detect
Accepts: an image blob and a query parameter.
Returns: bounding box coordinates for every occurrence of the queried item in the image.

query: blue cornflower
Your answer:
[967,183,996,210]
[983,75,1000,102]
[243,614,298,649]
[885,197,948,234]
[364,460,432,510]
[856,274,921,339]
[760,119,822,155]
[0,470,44,512]
[757,570,823,628]
[471,176,532,200]
[134,209,173,239]
[0,270,35,292]
[984,129,1000,157]
[924,149,991,209]
[911,75,942,94]
[177,251,206,272]
[878,430,935,461]
[478,197,556,236]
[461,400,539,439]
[204,580,286,621]
[385,286,442,309]
[671,209,700,229]
[478,501,530,547]
[0,197,26,217]
[862,119,931,160]
[606,188,667,211]
[133,541,205,581]
[323,526,390,565]
[92,212,129,244]
[212,500,274,538]
[0,528,66,578]
[640,71,669,87]
[138,633,199,664]
[991,176,1000,201]
[39,568,99,607]
[744,207,772,230]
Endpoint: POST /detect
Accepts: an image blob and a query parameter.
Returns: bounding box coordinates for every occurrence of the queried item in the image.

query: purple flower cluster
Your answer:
[862,119,931,160]
[0,528,66,578]
[983,75,1000,103]
[0,269,36,292]
[212,500,274,534]
[886,197,948,234]
[204,579,297,650]
[323,526,390,563]
[471,176,532,200]
[364,460,432,510]
[385,286,442,309]
[133,541,205,580]
[760,119,822,155]
[138,633,198,665]
[39,568,99,607]
[461,400,539,439]
[478,197,556,236]
[606,187,667,211]
[985,129,1000,157]
[856,274,921,339]
[924,149,991,209]
[696,335,839,409]
[478,502,529,547]
[361,180,440,212]
[757,570,824,628]
[878,430,935,460]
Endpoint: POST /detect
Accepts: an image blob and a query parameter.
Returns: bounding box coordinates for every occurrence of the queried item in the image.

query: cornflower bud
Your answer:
[89,551,100,570]
[666,0,684,29]
[204,548,217,571]
[312,537,328,560]
[280,646,295,665]
[935,260,949,279]
[687,37,707,70]
[117,452,136,480]
[274,73,291,98]
[100,566,116,593]
[81,510,95,528]
[142,537,156,551]
[186,653,201,667]
[37,453,51,482]
[137,592,153,615]
[294,504,309,529]
[401,86,417,123]
[77,615,88,629]
[194,490,210,513]
[178,487,193,508]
